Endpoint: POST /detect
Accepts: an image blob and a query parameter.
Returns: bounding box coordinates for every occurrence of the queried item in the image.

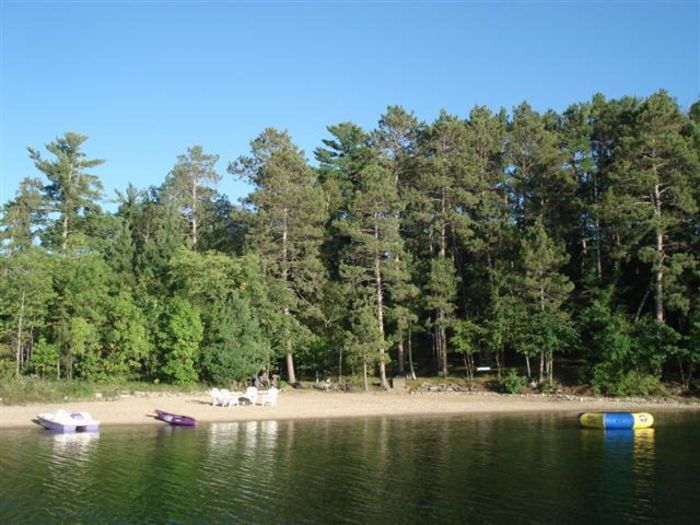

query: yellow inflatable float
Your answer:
[578,412,654,430]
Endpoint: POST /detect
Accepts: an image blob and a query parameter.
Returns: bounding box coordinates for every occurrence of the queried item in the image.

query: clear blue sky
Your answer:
[1,1,698,208]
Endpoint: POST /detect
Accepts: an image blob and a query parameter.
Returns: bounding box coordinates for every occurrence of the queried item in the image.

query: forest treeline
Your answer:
[2,91,699,395]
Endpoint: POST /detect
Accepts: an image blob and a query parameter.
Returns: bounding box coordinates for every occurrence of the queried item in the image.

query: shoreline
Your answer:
[1,390,698,431]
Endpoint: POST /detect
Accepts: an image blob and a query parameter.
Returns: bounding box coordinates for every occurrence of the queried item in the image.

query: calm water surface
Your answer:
[1,411,699,524]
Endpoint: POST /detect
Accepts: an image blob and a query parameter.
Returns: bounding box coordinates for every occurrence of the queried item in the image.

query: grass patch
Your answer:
[0,378,206,405]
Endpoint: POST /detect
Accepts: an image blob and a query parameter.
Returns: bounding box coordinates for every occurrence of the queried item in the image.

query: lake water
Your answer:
[1,411,699,524]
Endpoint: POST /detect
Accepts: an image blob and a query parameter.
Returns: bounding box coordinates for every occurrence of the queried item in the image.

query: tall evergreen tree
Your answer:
[413,112,471,376]
[315,122,374,279]
[165,145,220,250]
[0,177,45,253]
[337,162,403,389]
[519,220,575,383]
[230,129,326,384]
[607,91,699,322]
[373,106,420,374]
[28,132,104,254]
[507,103,571,233]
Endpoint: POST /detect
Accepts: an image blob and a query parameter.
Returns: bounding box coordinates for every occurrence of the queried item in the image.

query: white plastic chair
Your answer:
[210,387,223,406]
[257,386,279,407]
[220,389,239,407]
[239,386,258,405]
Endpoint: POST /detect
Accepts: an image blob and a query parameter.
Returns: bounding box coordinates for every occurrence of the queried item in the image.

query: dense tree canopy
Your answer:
[1,91,698,395]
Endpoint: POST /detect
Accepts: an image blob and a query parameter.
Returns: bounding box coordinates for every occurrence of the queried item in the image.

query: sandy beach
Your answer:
[2,388,698,430]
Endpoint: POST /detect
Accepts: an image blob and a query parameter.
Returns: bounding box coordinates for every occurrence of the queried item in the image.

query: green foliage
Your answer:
[425,258,460,322]
[0,377,205,405]
[163,145,221,249]
[0,177,45,253]
[500,369,527,394]
[451,319,484,356]
[28,132,105,253]
[157,297,203,384]
[591,368,665,397]
[582,293,678,395]
[1,93,699,399]
[28,338,59,378]
[344,294,387,384]
[513,310,579,358]
[103,292,151,379]
[199,295,271,384]
[0,248,55,376]
[230,129,327,383]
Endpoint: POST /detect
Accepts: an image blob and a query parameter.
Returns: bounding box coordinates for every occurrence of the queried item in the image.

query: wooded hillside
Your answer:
[2,91,698,395]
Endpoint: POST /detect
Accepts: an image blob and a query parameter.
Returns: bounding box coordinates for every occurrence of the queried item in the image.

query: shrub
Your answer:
[539,380,561,394]
[501,369,527,394]
[591,366,666,397]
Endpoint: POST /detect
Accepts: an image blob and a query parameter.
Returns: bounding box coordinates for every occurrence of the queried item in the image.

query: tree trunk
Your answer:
[15,290,26,378]
[538,286,546,385]
[407,327,416,380]
[654,182,664,322]
[525,354,532,380]
[437,190,449,377]
[593,174,603,282]
[61,166,73,254]
[439,313,448,377]
[463,353,474,390]
[61,213,69,254]
[362,358,369,391]
[191,175,198,248]
[285,329,296,385]
[397,339,405,375]
[282,208,296,384]
[374,220,388,389]
[338,346,343,383]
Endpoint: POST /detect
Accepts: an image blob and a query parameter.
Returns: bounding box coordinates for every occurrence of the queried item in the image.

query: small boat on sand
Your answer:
[154,409,197,427]
[36,410,101,432]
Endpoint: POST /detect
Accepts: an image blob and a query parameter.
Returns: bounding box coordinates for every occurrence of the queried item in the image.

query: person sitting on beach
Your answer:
[257,368,269,389]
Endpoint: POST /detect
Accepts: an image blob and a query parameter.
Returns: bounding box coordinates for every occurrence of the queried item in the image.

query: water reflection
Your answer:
[44,431,100,464]
[632,429,655,467]
[2,413,698,525]
[207,421,241,451]
[580,427,657,522]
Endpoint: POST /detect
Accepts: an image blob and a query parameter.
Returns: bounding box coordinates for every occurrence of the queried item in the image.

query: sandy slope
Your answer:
[2,388,698,430]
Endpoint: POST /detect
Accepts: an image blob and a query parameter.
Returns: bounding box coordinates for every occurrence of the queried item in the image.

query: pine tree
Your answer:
[608,91,699,322]
[337,162,403,389]
[373,106,420,375]
[0,177,45,253]
[506,103,571,232]
[520,219,575,384]
[315,122,374,278]
[230,129,326,384]
[413,112,471,376]
[164,145,220,250]
[28,132,104,254]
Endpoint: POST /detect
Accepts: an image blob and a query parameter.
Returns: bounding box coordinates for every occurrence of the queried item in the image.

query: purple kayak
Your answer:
[154,409,197,427]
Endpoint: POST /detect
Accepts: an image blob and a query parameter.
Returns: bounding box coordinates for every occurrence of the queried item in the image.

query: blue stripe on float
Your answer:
[603,413,635,429]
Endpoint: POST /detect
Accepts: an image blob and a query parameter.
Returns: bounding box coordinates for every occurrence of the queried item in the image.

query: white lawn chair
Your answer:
[220,389,239,407]
[210,387,223,406]
[239,386,258,405]
[256,386,279,407]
